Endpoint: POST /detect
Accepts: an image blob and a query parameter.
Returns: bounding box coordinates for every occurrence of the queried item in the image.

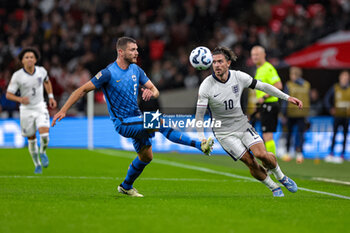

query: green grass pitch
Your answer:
[1,148,350,233]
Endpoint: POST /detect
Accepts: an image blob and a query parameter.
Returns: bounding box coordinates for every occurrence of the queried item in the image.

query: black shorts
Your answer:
[259,102,279,132]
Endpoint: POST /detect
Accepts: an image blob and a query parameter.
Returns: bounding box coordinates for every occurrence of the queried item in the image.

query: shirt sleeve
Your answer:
[7,73,19,94]
[42,67,49,82]
[237,71,256,89]
[197,86,209,107]
[91,68,111,89]
[138,66,150,85]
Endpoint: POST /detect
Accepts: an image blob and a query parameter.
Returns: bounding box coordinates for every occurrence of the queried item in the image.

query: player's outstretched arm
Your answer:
[255,81,303,109]
[141,80,159,101]
[51,81,96,127]
[255,81,290,102]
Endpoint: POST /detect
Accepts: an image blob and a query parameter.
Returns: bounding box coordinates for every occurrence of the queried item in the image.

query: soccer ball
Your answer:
[189,46,213,70]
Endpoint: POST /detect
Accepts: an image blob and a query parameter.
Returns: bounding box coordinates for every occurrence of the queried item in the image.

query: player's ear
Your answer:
[227,60,231,67]
[117,48,124,56]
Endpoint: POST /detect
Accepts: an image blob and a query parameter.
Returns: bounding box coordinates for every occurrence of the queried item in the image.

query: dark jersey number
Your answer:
[32,87,36,96]
[246,127,258,136]
[224,99,234,110]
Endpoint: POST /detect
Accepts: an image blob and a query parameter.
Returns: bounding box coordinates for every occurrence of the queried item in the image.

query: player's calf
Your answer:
[39,133,50,168]
[159,127,213,155]
[28,138,42,172]
[121,156,150,190]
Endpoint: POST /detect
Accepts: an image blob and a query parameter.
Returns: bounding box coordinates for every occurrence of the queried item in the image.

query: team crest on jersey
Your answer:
[37,77,42,85]
[132,75,137,82]
[95,72,102,80]
[232,85,239,94]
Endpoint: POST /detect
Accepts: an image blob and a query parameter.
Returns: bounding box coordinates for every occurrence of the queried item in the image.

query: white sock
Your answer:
[39,133,49,154]
[28,139,41,167]
[271,164,285,180]
[261,176,280,191]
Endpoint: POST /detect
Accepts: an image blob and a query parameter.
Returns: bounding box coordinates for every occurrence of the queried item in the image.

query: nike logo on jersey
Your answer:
[116,80,121,82]
[214,93,221,97]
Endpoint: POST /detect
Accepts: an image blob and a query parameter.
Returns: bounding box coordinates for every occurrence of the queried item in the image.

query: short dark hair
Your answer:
[18,47,40,61]
[212,47,237,62]
[116,36,137,50]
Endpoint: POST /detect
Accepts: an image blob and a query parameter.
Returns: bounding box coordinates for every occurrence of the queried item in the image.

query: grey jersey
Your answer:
[7,66,49,110]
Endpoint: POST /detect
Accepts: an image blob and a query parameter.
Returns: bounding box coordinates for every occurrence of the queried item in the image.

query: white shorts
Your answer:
[20,106,50,137]
[215,124,263,161]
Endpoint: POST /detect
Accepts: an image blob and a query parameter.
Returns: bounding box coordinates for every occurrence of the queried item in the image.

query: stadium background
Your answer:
[0,0,349,158]
[1,2,350,233]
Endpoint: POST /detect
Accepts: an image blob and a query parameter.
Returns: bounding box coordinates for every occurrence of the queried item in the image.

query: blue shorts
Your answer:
[114,116,154,153]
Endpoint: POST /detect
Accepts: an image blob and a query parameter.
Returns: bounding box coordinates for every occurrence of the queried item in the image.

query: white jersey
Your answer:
[197,70,255,134]
[7,66,49,110]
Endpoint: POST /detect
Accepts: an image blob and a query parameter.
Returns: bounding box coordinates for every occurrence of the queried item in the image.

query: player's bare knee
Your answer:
[138,154,153,163]
[266,151,277,161]
[146,153,153,162]
[138,146,153,163]
[38,129,49,134]
[27,135,36,140]
[254,150,268,160]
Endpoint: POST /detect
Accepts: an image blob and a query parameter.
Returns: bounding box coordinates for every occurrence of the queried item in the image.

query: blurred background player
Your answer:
[196,47,302,197]
[282,67,310,163]
[309,88,323,117]
[250,46,282,157]
[6,48,57,174]
[52,37,213,197]
[324,70,350,164]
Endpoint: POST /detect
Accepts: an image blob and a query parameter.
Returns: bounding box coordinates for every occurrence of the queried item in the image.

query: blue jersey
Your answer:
[91,61,150,121]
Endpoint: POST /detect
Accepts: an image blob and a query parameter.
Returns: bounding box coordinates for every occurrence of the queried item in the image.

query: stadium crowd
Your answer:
[1,0,350,116]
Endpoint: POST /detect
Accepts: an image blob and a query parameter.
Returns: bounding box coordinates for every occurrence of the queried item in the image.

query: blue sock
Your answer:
[159,128,202,151]
[121,156,149,190]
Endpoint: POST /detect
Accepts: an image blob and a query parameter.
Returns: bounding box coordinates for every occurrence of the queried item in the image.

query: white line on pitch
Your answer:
[0,175,241,183]
[0,175,116,180]
[298,187,350,200]
[312,177,350,186]
[96,149,257,182]
[96,149,350,200]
